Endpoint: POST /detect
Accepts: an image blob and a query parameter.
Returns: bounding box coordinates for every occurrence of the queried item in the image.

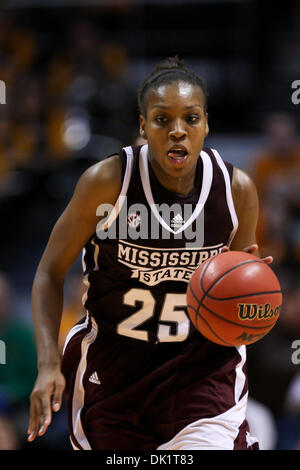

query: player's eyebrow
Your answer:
[185,105,202,109]
[151,104,202,109]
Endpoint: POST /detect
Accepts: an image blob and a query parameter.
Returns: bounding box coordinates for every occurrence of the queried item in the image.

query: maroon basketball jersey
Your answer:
[81,144,238,345]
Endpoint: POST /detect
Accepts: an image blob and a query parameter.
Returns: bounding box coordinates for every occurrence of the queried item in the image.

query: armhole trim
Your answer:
[211,148,239,246]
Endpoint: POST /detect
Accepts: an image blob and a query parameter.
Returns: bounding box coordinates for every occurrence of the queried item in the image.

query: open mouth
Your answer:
[167,148,188,162]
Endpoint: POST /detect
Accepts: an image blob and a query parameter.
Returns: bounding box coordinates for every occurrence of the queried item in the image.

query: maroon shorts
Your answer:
[61,316,259,450]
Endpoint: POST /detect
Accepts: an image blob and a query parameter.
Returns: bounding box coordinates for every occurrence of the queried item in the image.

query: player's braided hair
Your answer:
[138,55,208,115]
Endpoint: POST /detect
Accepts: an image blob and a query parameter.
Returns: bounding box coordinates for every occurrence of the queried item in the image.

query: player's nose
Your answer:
[168,119,187,140]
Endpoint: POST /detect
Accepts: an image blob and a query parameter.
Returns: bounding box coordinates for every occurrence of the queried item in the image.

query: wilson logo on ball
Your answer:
[237,303,281,321]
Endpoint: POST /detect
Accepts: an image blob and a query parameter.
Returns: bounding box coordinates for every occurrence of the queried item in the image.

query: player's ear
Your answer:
[205,114,209,137]
[139,114,147,140]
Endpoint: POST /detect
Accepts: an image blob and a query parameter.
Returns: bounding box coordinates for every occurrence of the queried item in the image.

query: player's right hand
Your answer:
[221,244,273,265]
[27,365,66,442]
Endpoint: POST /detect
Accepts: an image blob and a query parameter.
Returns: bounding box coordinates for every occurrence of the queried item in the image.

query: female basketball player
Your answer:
[27,57,272,450]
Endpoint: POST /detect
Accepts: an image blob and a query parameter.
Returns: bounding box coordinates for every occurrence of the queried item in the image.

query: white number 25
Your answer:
[117,288,190,343]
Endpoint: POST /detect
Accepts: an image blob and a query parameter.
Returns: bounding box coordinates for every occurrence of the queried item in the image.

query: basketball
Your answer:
[186,251,282,347]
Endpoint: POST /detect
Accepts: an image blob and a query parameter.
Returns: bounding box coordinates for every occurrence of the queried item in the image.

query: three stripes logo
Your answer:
[89,371,101,385]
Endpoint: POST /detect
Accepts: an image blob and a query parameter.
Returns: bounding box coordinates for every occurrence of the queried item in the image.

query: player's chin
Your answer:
[164,153,191,173]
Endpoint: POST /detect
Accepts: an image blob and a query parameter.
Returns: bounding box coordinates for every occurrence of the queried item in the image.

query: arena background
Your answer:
[0,0,299,450]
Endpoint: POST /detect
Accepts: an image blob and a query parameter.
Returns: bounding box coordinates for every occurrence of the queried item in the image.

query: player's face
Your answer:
[140,80,209,181]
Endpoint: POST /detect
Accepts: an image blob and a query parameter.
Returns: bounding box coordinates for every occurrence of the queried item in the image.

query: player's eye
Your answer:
[186,114,200,124]
[155,115,168,124]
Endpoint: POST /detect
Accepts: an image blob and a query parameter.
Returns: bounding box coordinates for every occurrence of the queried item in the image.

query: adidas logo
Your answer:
[89,371,101,385]
[171,213,185,229]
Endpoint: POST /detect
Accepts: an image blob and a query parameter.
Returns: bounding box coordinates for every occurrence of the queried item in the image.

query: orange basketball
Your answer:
[186,251,282,346]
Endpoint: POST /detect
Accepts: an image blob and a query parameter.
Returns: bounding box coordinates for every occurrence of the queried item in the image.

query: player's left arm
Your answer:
[229,167,273,263]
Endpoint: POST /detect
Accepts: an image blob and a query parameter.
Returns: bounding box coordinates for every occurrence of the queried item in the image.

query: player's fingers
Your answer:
[38,394,52,436]
[52,380,65,412]
[27,401,40,442]
[243,244,258,254]
[242,244,273,264]
[262,255,273,265]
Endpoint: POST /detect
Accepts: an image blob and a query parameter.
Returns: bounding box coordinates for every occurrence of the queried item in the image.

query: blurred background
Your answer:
[0,0,299,450]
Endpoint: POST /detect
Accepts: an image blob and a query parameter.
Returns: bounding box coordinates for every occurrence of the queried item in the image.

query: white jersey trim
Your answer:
[139,144,213,235]
[62,314,98,450]
[82,247,87,273]
[62,312,89,356]
[210,148,239,246]
[234,345,247,404]
[81,273,90,307]
[157,393,257,450]
[81,239,100,306]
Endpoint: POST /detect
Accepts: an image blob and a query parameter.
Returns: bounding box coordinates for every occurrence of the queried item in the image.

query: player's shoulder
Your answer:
[231,166,258,210]
[82,153,122,184]
[232,166,257,194]
[77,154,122,191]
[73,153,122,207]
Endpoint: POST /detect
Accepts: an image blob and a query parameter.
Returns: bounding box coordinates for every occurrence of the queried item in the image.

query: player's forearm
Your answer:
[32,270,64,368]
